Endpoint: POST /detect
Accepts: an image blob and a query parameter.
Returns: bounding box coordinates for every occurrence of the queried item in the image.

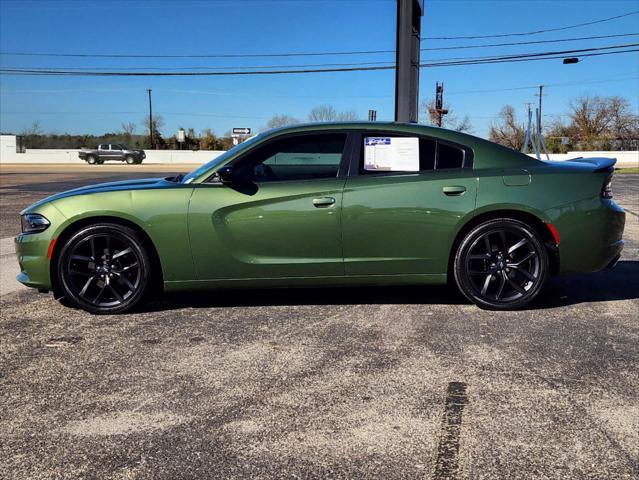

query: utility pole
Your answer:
[394,0,424,123]
[537,85,544,132]
[147,88,154,150]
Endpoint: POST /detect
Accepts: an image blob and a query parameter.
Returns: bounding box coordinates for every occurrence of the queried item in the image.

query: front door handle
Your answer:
[313,197,336,207]
[442,186,466,196]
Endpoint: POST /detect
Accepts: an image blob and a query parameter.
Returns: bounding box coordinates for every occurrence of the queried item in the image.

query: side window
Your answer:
[360,134,436,173]
[98,144,105,150]
[437,142,465,169]
[235,133,346,182]
[111,144,122,151]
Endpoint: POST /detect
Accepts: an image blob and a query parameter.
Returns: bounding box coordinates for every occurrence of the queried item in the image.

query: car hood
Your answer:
[23,177,180,213]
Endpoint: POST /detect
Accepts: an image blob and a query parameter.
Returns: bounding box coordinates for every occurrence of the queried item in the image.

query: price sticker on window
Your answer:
[364,137,419,171]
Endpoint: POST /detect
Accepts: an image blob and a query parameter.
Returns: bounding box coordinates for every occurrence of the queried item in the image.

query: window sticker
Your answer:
[364,137,419,171]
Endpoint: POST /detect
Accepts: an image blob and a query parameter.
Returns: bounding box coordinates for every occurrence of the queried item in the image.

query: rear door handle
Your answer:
[442,186,466,196]
[313,197,336,207]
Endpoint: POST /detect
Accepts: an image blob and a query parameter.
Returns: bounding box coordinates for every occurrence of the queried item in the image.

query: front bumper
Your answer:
[15,233,53,290]
[15,203,67,291]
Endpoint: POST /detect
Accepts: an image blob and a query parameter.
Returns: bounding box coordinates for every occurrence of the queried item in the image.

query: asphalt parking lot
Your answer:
[1,166,638,479]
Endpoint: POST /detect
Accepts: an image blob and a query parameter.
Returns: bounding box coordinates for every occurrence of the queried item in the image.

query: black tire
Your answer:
[86,155,97,165]
[453,218,549,310]
[125,155,135,164]
[57,223,151,314]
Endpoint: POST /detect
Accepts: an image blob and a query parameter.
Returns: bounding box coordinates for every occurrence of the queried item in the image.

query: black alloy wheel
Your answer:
[454,218,549,310]
[58,224,151,314]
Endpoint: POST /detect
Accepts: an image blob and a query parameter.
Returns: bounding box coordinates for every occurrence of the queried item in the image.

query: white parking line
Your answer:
[0,236,26,296]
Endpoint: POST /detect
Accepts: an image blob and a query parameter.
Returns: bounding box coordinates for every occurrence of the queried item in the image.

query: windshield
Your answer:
[181,133,265,184]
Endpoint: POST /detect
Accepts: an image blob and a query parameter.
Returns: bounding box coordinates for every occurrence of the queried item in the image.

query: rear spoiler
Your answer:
[567,157,617,173]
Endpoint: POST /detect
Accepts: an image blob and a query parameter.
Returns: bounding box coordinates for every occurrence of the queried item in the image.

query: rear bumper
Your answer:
[555,198,625,274]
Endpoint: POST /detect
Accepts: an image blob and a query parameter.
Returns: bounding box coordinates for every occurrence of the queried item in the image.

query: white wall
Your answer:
[1,134,637,167]
[0,136,224,164]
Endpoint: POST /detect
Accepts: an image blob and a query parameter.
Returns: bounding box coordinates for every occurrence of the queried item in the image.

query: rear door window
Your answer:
[437,142,465,170]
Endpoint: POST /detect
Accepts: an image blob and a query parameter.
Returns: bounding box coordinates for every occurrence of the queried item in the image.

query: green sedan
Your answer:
[15,122,625,313]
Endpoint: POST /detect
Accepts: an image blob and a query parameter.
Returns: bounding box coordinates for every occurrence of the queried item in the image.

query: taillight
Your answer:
[602,178,613,199]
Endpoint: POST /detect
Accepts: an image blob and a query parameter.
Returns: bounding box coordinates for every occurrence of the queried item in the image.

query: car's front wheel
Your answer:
[125,155,135,164]
[453,218,549,310]
[58,224,151,314]
[86,155,97,165]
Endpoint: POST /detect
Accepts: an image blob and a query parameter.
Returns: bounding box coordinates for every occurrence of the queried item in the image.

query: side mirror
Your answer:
[217,166,235,184]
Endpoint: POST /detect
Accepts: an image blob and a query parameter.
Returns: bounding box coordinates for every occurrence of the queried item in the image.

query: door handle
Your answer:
[442,186,466,196]
[313,197,336,207]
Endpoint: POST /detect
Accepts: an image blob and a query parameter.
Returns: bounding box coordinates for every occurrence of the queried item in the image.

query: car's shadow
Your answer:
[141,260,638,313]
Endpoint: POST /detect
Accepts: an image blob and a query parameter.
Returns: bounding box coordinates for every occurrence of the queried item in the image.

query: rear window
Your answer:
[437,143,465,170]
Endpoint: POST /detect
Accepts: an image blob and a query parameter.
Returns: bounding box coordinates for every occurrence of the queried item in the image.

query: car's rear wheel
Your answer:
[453,218,548,310]
[58,224,151,314]
[86,155,97,164]
[125,155,135,164]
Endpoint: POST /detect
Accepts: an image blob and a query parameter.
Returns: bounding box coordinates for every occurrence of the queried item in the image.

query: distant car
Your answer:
[16,122,625,314]
[78,144,145,164]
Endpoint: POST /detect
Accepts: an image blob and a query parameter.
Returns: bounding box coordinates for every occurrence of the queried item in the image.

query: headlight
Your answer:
[21,213,50,234]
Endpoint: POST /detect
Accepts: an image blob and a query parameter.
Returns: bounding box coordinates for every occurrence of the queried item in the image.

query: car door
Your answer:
[97,144,109,160]
[341,131,478,276]
[109,144,123,161]
[188,131,353,280]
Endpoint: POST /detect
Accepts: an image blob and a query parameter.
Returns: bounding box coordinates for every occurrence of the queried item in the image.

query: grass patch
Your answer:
[616,167,639,174]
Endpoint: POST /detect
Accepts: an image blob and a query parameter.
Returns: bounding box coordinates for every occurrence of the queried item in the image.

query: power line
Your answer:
[420,33,639,52]
[2,43,637,75]
[1,33,637,59]
[422,10,639,40]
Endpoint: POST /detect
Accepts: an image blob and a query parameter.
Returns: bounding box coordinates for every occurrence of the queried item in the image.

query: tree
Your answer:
[265,114,300,129]
[121,122,136,136]
[141,115,166,149]
[489,105,525,150]
[199,128,217,150]
[308,105,359,122]
[421,99,472,132]
[337,110,358,121]
[547,95,638,151]
[20,121,43,148]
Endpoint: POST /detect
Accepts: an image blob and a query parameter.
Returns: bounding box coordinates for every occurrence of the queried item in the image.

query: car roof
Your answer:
[265,121,484,142]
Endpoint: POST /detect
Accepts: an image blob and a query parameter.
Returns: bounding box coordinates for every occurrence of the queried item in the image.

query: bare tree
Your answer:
[121,122,136,136]
[421,99,472,133]
[21,121,42,136]
[142,114,165,133]
[308,105,359,122]
[266,114,300,129]
[308,105,338,122]
[141,115,166,149]
[489,105,525,150]
[337,110,358,121]
[567,95,612,150]
[20,121,43,148]
[555,95,639,150]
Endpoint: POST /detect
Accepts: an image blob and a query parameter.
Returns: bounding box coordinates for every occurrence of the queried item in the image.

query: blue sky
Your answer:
[1,0,638,139]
